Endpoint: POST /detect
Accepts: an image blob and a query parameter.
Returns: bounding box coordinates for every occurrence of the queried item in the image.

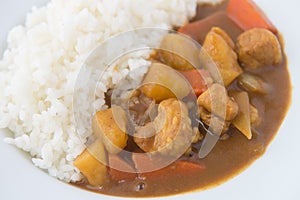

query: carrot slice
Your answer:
[178,12,241,44]
[132,153,206,180]
[177,69,211,97]
[139,160,206,180]
[226,0,277,34]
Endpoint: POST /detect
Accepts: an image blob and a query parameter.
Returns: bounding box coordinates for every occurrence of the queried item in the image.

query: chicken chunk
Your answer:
[134,114,203,154]
[197,83,239,121]
[201,27,243,86]
[236,28,283,69]
[199,106,231,134]
[134,99,195,157]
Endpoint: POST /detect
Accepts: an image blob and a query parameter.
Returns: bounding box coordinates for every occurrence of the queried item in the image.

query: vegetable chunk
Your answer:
[92,106,128,154]
[201,27,243,86]
[159,33,201,70]
[227,0,277,34]
[139,160,206,180]
[141,63,191,102]
[132,153,206,177]
[177,69,212,96]
[230,91,252,139]
[178,12,242,45]
[74,139,108,186]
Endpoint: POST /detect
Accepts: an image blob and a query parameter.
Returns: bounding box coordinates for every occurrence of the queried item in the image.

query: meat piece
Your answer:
[134,125,202,154]
[200,27,243,86]
[133,99,198,157]
[236,28,283,69]
[199,106,231,134]
[197,83,239,121]
[151,99,194,157]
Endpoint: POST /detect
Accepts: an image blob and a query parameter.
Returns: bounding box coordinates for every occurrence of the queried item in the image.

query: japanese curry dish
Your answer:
[0,0,291,198]
[72,0,291,197]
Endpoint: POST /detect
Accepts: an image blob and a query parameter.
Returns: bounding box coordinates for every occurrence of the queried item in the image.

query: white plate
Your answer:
[1,0,299,199]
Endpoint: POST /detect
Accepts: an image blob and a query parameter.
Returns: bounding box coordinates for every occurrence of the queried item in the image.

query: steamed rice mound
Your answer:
[0,0,221,182]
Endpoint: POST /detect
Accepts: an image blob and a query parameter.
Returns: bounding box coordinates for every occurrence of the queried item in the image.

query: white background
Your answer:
[0,0,300,200]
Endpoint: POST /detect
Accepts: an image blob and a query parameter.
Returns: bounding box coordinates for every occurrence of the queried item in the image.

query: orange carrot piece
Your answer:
[178,12,242,45]
[139,160,206,180]
[132,153,206,180]
[178,69,210,97]
[226,0,277,34]
[108,154,136,182]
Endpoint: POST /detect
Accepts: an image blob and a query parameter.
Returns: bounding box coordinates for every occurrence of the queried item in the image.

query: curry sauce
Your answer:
[73,0,291,197]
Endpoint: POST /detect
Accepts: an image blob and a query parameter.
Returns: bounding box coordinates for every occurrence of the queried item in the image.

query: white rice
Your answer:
[0,0,221,182]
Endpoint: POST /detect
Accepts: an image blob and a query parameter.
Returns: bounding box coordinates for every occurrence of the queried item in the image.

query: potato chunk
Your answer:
[141,63,191,102]
[159,33,201,70]
[201,27,243,86]
[92,106,128,154]
[236,28,283,69]
[74,139,107,186]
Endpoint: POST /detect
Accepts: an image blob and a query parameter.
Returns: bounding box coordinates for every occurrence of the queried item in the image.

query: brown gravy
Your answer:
[74,1,291,197]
